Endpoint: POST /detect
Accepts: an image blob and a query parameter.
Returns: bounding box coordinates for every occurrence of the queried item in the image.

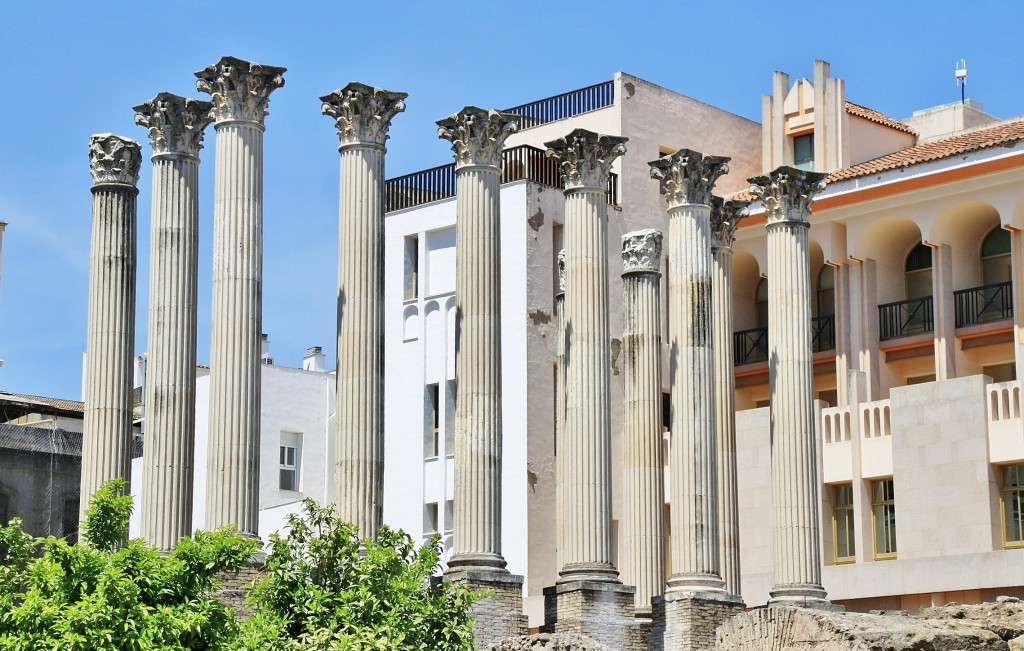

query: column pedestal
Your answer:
[448,570,527,647]
[542,582,647,651]
[649,593,745,651]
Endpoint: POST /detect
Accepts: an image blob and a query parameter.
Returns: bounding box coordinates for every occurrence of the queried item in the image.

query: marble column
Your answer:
[649,149,730,596]
[133,93,213,549]
[710,196,750,602]
[748,166,830,607]
[555,249,566,572]
[80,134,142,518]
[437,107,526,646]
[620,229,665,617]
[196,56,285,536]
[321,83,406,539]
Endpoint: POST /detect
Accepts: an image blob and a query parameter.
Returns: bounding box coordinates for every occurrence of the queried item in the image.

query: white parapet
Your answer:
[821,405,853,483]
[860,399,893,479]
[987,380,1024,464]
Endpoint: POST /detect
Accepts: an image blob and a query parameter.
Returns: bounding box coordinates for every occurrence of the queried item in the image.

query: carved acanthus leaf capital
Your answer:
[557,248,566,294]
[747,166,827,225]
[710,196,751,250]
[622,229,663,275]
[195,56,286,124]
[436,106,519,168]
[321,82,407,148]
[133,92,213,158]
[545,129,627,191]
[649,148,730,208]
[89,134,142,188]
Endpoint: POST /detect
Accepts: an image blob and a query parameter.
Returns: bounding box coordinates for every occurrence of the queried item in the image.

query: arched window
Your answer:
[981,226,1011,286]
[817,266,835,317]
[904,243,932,300]
[755,278,769,328]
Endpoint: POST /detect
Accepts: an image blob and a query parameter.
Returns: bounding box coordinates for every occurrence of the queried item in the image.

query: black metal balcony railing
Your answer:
[385,144,619,212]
[734,327,769,365]
[503,81,614,130]
[812,314,836,353]
[879,296,934,340]
[954,281,1013,327]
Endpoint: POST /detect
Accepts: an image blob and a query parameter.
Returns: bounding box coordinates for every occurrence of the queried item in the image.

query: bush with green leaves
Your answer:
[0,479,258,651]
[235,499,481,651]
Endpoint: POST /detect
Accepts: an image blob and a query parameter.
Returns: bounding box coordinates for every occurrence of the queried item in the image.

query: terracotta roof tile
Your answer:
[827,118,1024,183]
[0,391,84,414]
[845,101,917,136]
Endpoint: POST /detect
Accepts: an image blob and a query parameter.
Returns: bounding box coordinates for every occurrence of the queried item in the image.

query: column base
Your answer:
[447,551,508,571]
[542,580,647,651]
[769,584,843,611]
[557,561,621,584]
[649,592,746,651]
[665,572,730,601]
[446,568,526,647]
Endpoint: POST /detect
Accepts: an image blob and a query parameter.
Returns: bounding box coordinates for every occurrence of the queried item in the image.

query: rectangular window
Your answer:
[871,479,897,559]
[1001,464,1024,548]
[444,500,454,534]
[424,384,440,458]
[404,235,419,300]
[424,502,439,534]
[794,133,814,171]
[832,484,855,563]
[279,432,301,492]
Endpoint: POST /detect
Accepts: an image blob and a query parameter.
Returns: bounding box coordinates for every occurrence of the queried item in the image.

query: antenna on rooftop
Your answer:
[955,59,968,105]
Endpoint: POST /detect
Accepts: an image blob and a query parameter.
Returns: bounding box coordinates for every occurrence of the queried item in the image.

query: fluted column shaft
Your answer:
[620,230,665,614]
[750,166,829,605]
[555,251,566,571]
[81,134,141,519]
[197,56,285,536]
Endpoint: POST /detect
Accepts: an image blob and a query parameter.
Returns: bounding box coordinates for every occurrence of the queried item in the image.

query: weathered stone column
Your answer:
[555,249,566,572]
[620,229,665,618]
[321,83,406,540]
[542,130,642,651]
[749,166,830,607]
[80,134,141,517]
[710,197,750,602]
[650,149,730,596]
[196,56,285,536]
[437,107,526,646]
[134,93,213,549]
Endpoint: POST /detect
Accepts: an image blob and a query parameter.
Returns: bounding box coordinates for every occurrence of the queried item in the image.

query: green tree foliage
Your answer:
[0,479,258,651]
[235,499,480,651]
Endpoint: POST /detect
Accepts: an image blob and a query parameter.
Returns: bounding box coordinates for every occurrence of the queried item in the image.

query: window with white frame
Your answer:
[279,432,302,492]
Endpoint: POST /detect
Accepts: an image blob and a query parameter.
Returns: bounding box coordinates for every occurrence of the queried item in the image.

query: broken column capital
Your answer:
[622,229,663,275]
[650,148,730,208]
[133,92,214,160]
[748,166,827,226]
[545,129,627,191]
[437,106,519,169]
[710,196,751,251]
[89,134,142,189]
[320,82,407,150]
[195,56,286,125]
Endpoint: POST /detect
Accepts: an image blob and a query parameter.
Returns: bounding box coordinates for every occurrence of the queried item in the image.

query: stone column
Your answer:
[437,107,526,646]
[542,130,642,651]
[649,149,730,597]
[321,83,406,540]
[196,56,285,536]
[710,197,750,602]
[748,166,830,607]
[80,134,141,518]
[133,93,213,549]
[555,249,566,572]
[620,229,665,618]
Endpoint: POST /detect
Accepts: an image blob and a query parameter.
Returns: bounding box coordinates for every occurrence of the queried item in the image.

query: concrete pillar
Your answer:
[196,56,285,536]
[321,83,406,539]
[620,229,665,618]
[133,94,213,549]
[81,134,142,517]
[710,197,750,602]
[930,242,956,380]
[436,107,526,646]
[1009,229,1024,379]
[555,249,566,572]
[649,149,730,597]
[748,166,831,607]
[543,130,642,651]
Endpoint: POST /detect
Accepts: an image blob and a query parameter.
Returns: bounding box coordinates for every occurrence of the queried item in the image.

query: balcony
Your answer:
[503,80,614,130]
[733,317,836,366]
[812,314,836,353]
[385,144,619,213]
[955,281,1013,328]
[878,296,933,341]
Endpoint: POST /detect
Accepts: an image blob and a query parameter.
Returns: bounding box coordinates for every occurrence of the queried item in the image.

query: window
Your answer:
[1001,464,1024,548]
[424,383,440,458]
[404,235,419,300]
[279,432,301,492]
[871,479,897,559]
[832,484,855,563]
[444,500,454,534]
[981,227,1012,286]
[794,133,814,171]
[817,266,835,317]
[904,243,932,300]
[755,278,769,328]
[424,502,439,534]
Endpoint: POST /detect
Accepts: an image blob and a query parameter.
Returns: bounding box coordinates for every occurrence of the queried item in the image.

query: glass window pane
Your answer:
[982,227,1011,258]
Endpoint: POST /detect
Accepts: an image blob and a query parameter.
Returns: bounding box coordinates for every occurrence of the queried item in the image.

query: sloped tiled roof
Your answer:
[845,101,917,136]
[0,391,84,414]
[827,118,1024,183]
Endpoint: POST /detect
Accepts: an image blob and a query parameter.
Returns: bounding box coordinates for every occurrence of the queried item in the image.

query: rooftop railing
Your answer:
[503,81,615,129]
[385,144,619,212]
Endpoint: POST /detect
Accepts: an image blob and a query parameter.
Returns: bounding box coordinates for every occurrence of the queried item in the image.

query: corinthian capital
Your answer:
[321,82,407,149]
[557,248,566,294]
[748,166,828,225]
[436,106,519,168]
[133,92,213,158]
[195,56,286,124]
[710,196,751,250]
[622,229,663,275]
[649,148,730,208]
[545,129,627,191]
[89,134,142,188]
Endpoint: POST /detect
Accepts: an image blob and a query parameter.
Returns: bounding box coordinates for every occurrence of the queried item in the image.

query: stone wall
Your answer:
[214,564,265,620]
[648,595,744,651]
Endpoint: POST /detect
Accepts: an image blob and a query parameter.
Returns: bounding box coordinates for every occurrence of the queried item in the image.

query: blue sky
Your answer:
[1,0,1021,400]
